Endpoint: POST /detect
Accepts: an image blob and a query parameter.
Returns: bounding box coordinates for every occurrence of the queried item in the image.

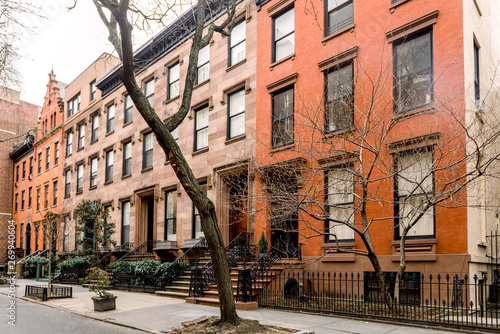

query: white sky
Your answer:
[16,0,157,106]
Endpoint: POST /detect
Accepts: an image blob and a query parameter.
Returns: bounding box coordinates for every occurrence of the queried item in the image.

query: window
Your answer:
[394,30,433,113]
[36,188,40,210]
[54,142,59,165]
[196,45,210,84]
[364,271,421,305]
[272,87,294,148]
[105,150,113,183]
[229,20,246,66]
[165,189,177,241]
[325,62,353,132]
[29,157,33,175]
[76,164,83,193]
[64,170,71,197]
[44,184,49,208]
[228,89,245,139]
[121,201,130,244]
[28,187,32,208]
[66,131,73,156]
[22,161,26,179]
[91,114,99,143]
[145,79,154,108]
[192,182,207,239]
[90,157,98,188]
[273,7,294,62]
[143,132,153,170]
[168,62,180,100]
[63,216,69,252]
[103,206,112,249]
[75,229,82,251]
[21,191,25,210]
[106,104,115,134]
[67,94,81,118]
[194,105,209,151]
[53,181,58,205]
[325,0,354,37]
[395,148,434,238]
[90,80,96,101]
[326,166,355,241]
[37,152,42,173]
[77,123,85,150]
[123,141,132,176]
[474,40,480,101]
[124,95,133,124]
[46,148,50,170]
[15,165,19,182]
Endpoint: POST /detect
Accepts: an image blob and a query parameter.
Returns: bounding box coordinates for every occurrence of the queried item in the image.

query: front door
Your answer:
[228,174,248,242]
[146,196,154,252]
[25,224,32,256]
[270,176,299,258]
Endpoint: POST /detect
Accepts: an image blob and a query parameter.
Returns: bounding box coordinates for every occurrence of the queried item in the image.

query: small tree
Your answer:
[258,231,268,254]
[74,200,115,265]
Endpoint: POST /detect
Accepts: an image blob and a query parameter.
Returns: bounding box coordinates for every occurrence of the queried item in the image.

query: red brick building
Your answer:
[253,0,500,281]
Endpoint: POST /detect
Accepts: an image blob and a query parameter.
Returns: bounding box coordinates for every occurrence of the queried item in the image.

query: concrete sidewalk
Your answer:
[0,279,461,334]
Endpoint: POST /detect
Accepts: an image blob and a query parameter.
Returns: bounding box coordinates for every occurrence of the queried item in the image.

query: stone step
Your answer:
[171,280,190,286]
[165,286,189,293]
[156,291,189,299]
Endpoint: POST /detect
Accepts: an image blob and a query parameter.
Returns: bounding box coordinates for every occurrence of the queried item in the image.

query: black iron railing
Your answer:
[19,249,48,263]
[25,285,72,301]
[189,232,257,297]
[115,240,156,262]
[255,271,500,331]
[112,272,159,293]
[114,242,134,252]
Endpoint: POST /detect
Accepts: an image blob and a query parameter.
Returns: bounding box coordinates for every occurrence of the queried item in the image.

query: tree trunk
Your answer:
[395,229,408,306]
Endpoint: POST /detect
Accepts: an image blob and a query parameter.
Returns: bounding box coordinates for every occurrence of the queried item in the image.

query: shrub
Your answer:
[60,257,91,271]
[258,231,269,253]
[133,260,160,276]
[85,267,114,298]
[0,276,8,284]
[21,257,49,278]
[108,261,134,274]
[155,262,189,287]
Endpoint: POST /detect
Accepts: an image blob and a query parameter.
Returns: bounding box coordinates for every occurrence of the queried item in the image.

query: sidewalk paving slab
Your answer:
[0,279,467,334]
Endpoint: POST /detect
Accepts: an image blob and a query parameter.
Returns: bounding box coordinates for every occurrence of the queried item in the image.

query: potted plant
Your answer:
[85,267,116,311]
[258,231,269,257]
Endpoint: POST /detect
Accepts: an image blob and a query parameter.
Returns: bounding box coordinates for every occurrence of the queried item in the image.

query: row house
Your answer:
[253,0,500,287]
[10,72,66,257]
[60,0,257,257]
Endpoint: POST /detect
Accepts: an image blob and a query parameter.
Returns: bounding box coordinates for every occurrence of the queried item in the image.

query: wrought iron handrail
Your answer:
[115,240,156,262]
[190,232,257,297]
[19,249,48,263]
[247,244,283,284]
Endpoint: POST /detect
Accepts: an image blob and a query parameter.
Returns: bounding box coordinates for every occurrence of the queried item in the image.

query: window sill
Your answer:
[90,139,98,145]
[391,238,437,262]
[89,186,97,191]
[104,180,113,185]
[76,190,83,195]
[64,195,70,199]
[77,147,84,152]
[390,0,412,12]
[121,174,132,180]
[321,241,356,262]
[123,120,133,128]
[323,126,354,139]
[105,131,115,137]
[141,167,153,173]
[270,143,294,154]
[194,79,210,90]
[192,147,209,156]
[270,53,295,70]
[165,95,180,105]
[392,104,435,121]
[225,134,246,145]
[226,59,247,73]
[65,154,72,158]
[322,24,355,44]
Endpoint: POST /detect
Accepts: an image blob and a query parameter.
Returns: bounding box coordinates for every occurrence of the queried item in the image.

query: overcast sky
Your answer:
[17,0,157,106]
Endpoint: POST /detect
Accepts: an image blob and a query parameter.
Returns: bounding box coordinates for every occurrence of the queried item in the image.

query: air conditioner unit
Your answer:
[28,175,32,180]
[475,99,485,112]
[15,182,18,187]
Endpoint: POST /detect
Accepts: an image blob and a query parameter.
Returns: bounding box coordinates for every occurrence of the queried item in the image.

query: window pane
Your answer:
[169,63,180,82]
[229,90,245,116]
[197,63,210,83]
[231,42,246,65]
[230,21,245,47]
[275,33,295,61]
[397,150,433,196]
[169,81,180,99]
[328,168,353,204]
[399,195,434,236]
[196,107,209,130]
[196,128,208,149]
[329,206,355,240]
[198,45,210,66]
[145,133,153,151]
[230,114,245,138]
[275,9,294,40]
[145,79,154,97]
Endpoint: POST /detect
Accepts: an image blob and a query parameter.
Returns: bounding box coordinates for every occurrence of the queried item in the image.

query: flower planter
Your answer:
[92,296,117,312]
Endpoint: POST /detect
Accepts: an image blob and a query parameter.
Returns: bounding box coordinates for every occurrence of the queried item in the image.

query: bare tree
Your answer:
[87,0,240,322]
[252,50,500,307]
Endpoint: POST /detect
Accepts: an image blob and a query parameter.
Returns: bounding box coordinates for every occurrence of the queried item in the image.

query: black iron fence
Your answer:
[248,270,500,330]
[25,285,72,301]
[59,268,88,284]
[112,272,159,293]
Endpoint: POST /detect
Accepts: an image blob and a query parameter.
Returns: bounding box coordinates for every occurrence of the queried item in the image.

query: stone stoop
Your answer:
[187,262,286,310]
[156,254,212,300]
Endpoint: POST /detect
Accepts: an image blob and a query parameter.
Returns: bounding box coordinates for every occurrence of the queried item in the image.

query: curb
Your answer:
[0,291,157,333]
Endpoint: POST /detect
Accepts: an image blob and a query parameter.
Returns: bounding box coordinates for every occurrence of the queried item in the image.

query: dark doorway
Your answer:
[228,174,248,242]
[25,224,32,256]
[146,196,154,252]
[270,175,299,258]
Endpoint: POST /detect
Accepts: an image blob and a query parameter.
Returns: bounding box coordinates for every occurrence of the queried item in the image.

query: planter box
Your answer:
[92,296,117,312]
